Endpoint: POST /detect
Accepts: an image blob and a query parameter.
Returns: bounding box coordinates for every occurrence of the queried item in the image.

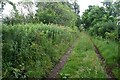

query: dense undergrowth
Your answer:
[2,23,79,78]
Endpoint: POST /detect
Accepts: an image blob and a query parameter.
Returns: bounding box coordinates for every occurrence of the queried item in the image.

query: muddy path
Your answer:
[47,46,74,78]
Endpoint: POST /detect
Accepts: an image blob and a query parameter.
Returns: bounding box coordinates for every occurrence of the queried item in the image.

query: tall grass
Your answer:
[2,23,78,78]
[93,37,119,78]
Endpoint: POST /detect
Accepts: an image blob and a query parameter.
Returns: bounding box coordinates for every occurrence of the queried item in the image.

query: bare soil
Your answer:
[47,45,74,78]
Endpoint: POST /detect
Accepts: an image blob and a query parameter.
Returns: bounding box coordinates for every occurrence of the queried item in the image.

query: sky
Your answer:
[77,0,103,15]
[2,0,112,17]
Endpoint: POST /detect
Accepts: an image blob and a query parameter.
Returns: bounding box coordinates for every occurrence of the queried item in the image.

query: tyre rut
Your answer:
[46,38,79,78]
[89,36,116,79]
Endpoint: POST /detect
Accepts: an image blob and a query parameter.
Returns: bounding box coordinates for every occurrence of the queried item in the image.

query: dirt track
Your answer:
[46,32,117,79]
[47,45,74,78]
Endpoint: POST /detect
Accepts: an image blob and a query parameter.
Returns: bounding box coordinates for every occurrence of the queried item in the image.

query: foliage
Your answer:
[3,2,80,28]
[89,20,118,40]
[81,4,119,41]
[2,0,119,79]
[35,2,78,27]
[2,23,78,78]
[82,6,106,29]
[59,73,70,79]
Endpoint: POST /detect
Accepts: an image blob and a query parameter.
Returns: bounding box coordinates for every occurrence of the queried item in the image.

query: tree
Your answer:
[82,6,106,29]
[81,4,119,41]
[35,2,78,27]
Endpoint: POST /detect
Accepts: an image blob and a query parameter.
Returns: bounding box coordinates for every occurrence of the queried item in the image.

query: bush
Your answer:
[2,23,78,78]
[89,20,118,41]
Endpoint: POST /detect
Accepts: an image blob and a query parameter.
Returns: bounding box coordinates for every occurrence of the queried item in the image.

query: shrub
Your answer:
[89,20,118,41]
[2,23,78,78]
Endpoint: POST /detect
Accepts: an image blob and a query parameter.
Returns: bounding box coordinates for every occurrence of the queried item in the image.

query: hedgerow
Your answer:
[2,23,78,78]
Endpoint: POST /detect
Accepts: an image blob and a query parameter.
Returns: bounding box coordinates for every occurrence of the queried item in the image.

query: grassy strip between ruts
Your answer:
[60,32,107,78]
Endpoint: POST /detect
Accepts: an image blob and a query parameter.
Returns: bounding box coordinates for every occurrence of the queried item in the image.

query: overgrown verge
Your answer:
[93,37,120,78]
[2,23,78,78]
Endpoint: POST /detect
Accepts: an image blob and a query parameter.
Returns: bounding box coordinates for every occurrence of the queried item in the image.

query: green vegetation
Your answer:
[3,2,80,28]
[1,0,119,79]
[35,2,78,27]
[93,37,119,78]
[2,23,78,78]
[81,1,120,41]
[60,32,107,78]
[60,32,119,78]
